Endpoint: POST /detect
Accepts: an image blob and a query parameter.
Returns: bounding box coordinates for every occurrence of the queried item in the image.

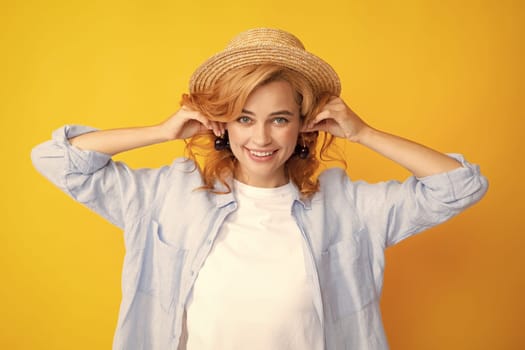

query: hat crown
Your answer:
[226,28,305,51]
[189,28,341,96]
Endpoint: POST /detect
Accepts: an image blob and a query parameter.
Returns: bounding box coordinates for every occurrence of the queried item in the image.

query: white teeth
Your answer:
[250,150,274,157]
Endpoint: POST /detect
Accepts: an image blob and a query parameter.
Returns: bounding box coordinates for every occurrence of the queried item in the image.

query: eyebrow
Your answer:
[242,109,295,117]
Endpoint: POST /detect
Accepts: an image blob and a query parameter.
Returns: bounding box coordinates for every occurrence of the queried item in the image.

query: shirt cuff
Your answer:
[416,153,487,203]
[52,125,112,174]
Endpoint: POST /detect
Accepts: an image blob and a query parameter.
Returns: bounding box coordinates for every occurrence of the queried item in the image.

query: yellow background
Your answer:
[2,0,523,348]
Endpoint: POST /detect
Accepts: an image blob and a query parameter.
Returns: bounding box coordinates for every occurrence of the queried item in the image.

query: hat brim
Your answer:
[189,45,341,96]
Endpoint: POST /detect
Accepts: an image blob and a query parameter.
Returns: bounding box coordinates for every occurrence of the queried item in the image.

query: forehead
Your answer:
[244,80,299,112]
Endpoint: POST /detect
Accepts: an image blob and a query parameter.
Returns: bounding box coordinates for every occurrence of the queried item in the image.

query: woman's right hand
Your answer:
[160,106,225,140]
[67,107,225,156]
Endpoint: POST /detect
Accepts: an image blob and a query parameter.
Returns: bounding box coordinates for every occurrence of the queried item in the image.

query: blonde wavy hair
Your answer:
[181,64,337,197]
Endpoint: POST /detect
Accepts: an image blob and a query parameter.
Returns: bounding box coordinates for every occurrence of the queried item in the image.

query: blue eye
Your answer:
[273,117,289,125]
[237,116,252,124]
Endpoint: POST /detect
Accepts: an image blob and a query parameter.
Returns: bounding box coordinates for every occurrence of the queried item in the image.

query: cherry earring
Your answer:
[214,130,230,151]
[294,137,309,159]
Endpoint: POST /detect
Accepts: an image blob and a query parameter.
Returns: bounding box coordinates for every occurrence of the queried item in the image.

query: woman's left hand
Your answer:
[302,97,370,142]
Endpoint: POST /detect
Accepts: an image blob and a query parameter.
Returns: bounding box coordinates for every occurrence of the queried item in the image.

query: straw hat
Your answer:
[189,28,341,96]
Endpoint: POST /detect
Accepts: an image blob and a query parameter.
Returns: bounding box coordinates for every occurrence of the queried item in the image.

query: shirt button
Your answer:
[190,270,195,276]
[207,239,212,244]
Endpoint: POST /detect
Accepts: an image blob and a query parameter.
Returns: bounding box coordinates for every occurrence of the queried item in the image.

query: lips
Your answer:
[244,147,279,160]
[250,150,274,157]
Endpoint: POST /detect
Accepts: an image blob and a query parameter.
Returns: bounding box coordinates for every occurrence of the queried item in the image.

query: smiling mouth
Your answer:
[249,150,275,157]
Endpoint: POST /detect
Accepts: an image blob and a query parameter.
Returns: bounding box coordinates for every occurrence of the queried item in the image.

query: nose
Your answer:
[252,123,271,146]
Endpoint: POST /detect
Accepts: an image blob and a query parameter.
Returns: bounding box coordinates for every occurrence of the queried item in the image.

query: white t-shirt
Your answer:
[183,180,323,350]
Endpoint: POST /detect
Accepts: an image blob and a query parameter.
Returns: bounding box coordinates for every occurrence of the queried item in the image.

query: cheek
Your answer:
[280,128,300,147]
[226,127,244,145]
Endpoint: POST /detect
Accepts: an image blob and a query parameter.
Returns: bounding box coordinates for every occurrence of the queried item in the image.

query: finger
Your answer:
[216,121,227,137]
[195,122,213,135]
[213,121,226,137]
[300,123,311,132]
[308,110,332,129]
[306,120,330,133]
[303,114,329,131]
[323,96,341,108]
[188,112,213,132]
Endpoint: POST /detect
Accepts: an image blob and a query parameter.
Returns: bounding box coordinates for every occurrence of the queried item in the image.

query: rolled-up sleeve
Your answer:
[31,125,169,229]
[347,154,489,247]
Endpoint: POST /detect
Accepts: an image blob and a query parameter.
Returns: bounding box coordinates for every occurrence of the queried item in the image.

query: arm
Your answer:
[355,128,461,177]
[304,97,461,177]
[31,107,221,229]
[349,156,487,246]
[307,97,488,246]
[68,107,224,155]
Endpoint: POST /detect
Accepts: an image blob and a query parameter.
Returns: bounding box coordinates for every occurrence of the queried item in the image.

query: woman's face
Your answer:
[226,80,301,188]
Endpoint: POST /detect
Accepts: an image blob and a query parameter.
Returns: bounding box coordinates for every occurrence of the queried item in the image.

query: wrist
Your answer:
[351,125,375,144]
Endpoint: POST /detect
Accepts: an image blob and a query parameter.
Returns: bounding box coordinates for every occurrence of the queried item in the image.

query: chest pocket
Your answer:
[319,233,376,323]
[137,220,188,313]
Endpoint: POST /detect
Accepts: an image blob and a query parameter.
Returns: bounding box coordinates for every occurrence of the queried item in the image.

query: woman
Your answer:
[31,28,488,350]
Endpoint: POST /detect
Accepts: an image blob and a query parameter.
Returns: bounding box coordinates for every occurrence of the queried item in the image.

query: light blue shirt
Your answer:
[31,125,488,350]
